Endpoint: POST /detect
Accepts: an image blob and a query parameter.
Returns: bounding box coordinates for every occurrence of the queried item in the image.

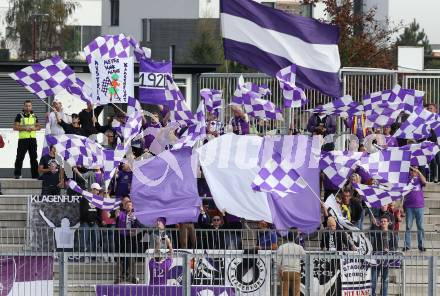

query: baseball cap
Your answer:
[91,183,102,191]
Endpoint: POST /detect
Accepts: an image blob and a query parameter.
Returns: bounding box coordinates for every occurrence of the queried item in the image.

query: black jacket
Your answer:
[79,197,98,225]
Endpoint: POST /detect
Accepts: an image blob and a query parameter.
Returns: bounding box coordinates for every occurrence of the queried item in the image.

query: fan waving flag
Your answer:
[67,180,121,210]
[307,95,363,118]
[276,65,308,108]
[320,151,365,188]
[220,0,341,97]
[353,183,414,208]
[10,56,76,99]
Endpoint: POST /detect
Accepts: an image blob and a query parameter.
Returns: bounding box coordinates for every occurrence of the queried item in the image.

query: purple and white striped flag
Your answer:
[276,64,308,108]
[9,56,76,99]
[200,88,223,116]
[307,95,363,118]
[393,107,438,140]
[46,134,103,168]
[363,85,424,127]
[390,142,440,167]
[65,77,93,104]
[359,149,411,186]
[220,0,341,98]
[319,151,365,188]
[67,180,121,210]
[172,101,207,149]
[252,151,307,197]
[232,76,283,120]
[84,34,151,65]
[353,182,414,208]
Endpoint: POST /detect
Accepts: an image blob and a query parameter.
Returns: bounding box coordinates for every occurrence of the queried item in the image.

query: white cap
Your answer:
[90,183,102,191]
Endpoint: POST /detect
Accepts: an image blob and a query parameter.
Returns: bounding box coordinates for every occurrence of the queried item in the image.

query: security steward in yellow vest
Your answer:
[13,100,41,179]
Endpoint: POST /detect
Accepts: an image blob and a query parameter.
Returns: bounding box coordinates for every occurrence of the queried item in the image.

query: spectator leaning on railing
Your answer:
[403,166,427,252]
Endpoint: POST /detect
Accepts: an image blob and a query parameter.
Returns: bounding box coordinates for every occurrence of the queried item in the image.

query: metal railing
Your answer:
[0,228,439,296]
[199,69,440,134]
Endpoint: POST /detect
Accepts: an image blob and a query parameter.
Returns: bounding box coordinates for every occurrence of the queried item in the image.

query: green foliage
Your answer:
[395,19,431,55]
[6,0,78,60]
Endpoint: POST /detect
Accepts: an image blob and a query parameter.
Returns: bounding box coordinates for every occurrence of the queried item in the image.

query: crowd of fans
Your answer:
[8,99,437,294]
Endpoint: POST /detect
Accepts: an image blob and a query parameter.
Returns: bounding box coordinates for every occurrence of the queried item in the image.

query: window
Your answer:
[143,19,151,42]
[261,2,275,8]
[110,0,119,26]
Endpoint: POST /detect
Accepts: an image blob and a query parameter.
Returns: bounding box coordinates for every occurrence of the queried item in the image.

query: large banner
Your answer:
[138,58,172,105]
[28,194,81,251]
[96,285,236,296]
[144,250,271,296]
[340,252,371,296]
[91,57,134,104]
[0,256,53,296]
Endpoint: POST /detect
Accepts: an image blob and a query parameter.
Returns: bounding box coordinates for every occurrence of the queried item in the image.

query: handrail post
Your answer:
[58,251,68,296]
[428,256,438,296]
[182,253,191,296]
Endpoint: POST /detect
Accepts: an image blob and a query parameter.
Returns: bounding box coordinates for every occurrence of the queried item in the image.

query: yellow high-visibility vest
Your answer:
[18,113,37,139]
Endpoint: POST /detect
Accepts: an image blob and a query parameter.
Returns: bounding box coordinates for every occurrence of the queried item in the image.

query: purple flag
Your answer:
[390,142,440,167]
[393,107,438,140]
[172,101,207,149]
[232,76,283,121]
[66,77,93,104]
[139,58,172,104]
[320,151,365,188]
[276,64,308,108]
[359,149,411,186]
[353,183,414,208]
[67,180,121,210]
[0,256,53,296]
[9,56,76,99]
[259,135,321,233]
[307,95,363,118]
[84,34,151,65]
[131,148,201,226]
[200,88,223,116]
[220,0,341,98]
[103,143,129,189]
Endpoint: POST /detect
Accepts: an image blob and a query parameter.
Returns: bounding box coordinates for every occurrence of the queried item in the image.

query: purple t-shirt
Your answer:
[149,257,173,285]
[404,177,425,208]
[115,171,132,197]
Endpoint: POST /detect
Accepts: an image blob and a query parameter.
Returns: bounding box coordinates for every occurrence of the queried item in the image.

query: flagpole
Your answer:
[299,176,322,203]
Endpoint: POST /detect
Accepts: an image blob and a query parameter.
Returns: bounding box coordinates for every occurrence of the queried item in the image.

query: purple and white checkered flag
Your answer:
[276,65,308,108]
[46,134,103,168]
[84,34,151,64]
[232,75,271,105]
[252,152,307,197]
[359,149,411,186]
[242,97,284,121]
[307,95,363,118]
[319,151,364,188]
[164,74,185,101]
[200,88,223,116]
[390,142,440,167]
[103,143,128,189]
[67,180,121,210]
[168,100,195,125]
[172,101,206,149]
[393,107,438,140]
[9,56,76,99]
[66,77,93,104]
[363,85,424,127]
[353,182,414,208]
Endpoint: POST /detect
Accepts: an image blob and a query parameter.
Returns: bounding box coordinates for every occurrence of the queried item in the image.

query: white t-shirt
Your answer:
[48,111,70,135]
[277,243,306,273]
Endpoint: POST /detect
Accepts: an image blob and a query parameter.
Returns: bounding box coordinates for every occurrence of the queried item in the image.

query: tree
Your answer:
[190,19,223,65]
[6,0,78,60]
[395,19,432,56]
[303,0,400,68]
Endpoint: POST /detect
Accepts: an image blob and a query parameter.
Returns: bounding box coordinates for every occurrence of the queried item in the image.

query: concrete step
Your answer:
[424,191,440,198]
[0,210,27,221]
[388,283,440,296]
[0,220,27,228]
[1,188,41,195]
[425,199,440,209]
[0,178,42,188]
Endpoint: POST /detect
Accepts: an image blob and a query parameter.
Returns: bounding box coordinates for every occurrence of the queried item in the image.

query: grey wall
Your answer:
[143,18,220,64]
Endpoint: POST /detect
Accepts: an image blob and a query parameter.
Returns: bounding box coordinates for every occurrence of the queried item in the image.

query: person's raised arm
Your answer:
[39,210,55,228]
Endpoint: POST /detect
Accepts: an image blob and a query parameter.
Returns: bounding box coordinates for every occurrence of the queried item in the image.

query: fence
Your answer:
[199,69,440,134]
[0,228,439,296]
